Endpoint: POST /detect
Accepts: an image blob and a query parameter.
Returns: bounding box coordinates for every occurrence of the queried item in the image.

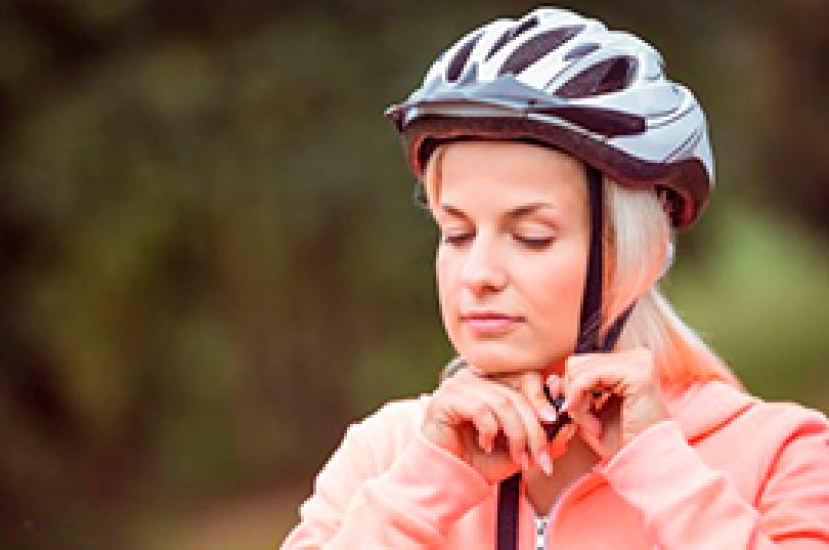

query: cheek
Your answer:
[527,248,587,322]
[435,250,456,314]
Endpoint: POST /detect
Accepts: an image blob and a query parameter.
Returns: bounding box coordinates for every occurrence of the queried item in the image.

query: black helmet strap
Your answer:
[576,166,606,354]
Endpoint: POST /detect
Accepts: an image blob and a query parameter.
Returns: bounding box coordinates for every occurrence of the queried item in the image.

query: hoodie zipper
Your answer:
[528,471,603,550]
[534,516,549,550]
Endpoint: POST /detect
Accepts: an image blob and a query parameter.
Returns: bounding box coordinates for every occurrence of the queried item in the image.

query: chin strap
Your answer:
[575,167,606,354]
[496,473,522,550]
[495,168,636,550]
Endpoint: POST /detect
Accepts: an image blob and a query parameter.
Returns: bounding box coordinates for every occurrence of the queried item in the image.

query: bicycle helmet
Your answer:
[386,7,714,228]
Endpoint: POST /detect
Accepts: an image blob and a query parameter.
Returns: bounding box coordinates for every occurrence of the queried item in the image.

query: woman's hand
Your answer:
[551,347,669,459]
[422,367,573,484]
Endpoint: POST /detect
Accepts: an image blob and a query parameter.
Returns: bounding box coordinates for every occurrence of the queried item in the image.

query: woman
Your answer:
[282,7,829,549]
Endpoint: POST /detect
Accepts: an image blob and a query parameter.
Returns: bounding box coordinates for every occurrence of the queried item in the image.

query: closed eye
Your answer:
[441,232,474,246]
[514,235,555,249]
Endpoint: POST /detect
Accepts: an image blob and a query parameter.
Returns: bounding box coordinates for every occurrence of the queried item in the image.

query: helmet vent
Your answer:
[498,26,583,76]
[486,29,512,60]
[513,16,540,38]
[486,16,539,61]
[446,32,483,82]
[555,56,637,98]
[564,42,600,61]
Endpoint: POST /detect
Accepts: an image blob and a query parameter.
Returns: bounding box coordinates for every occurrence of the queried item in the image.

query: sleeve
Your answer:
[280,405,492,549]
[601,414,829,549]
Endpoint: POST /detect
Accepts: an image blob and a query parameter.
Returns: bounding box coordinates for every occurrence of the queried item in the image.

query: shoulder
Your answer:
[722,383,827,437]
[749,397,828,426]
[668,381,828,496]
[336,394,432,476]
[674,380,827,439]
[675,380,828,472]
[671,380,828,467]
[741,395,829,452]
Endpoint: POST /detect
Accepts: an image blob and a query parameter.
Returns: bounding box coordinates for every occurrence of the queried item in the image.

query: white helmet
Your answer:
[386,7,714,228]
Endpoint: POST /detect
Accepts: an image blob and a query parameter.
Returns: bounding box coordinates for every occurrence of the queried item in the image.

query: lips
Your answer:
[461,311,524,335]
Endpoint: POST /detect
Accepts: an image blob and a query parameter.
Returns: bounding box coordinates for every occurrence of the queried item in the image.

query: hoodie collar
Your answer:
[667,380,757,441]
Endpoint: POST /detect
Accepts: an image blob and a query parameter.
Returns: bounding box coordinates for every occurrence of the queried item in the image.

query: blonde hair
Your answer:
[603,181,740,390]
[426,140,741,390]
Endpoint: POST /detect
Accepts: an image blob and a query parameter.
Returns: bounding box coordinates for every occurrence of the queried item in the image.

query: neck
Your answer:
[524,434,599,516]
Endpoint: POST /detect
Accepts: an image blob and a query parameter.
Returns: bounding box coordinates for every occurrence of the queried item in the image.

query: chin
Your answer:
[457,343,554,375]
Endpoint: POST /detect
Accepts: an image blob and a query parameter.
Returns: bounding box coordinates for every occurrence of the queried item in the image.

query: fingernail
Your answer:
[536,450,553,476]
[539,406,557,423]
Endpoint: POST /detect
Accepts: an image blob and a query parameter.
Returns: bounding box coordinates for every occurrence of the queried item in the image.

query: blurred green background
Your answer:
[0,0,826,547]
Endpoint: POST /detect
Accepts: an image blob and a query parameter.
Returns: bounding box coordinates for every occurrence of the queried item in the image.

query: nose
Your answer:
[460,235,508,295]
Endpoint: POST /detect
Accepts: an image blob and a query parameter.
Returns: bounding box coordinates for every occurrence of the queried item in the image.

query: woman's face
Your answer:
[429,140,590,375]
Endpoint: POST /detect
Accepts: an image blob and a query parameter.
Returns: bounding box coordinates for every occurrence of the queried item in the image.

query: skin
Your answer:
[420,141,669,506]
[433,140,589,376]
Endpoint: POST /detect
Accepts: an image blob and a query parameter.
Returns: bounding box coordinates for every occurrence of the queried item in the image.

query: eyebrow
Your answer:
[439,202,561,220]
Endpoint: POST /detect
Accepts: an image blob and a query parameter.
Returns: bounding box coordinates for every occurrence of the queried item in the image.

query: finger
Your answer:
[592,390,612,411]
[549,422,576,460]
[462,383,533,468]
[565,350,650,395]
[567,363,631,447]
[498,373,557,475]
[432,379,524,462]
[545,373,564,406]
[564,363,625,421]
[471,407,499,454]
[519,373,558,423]
[456,373,552,473]
[501,382,553,475]
[562,350,663,458]
[563,374,618,441]
[478,381,553,473]
[490,385,548,472]
[560,382,604,446]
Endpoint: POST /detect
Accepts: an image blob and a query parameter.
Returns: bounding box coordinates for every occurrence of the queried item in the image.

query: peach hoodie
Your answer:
[282,381,829,549]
